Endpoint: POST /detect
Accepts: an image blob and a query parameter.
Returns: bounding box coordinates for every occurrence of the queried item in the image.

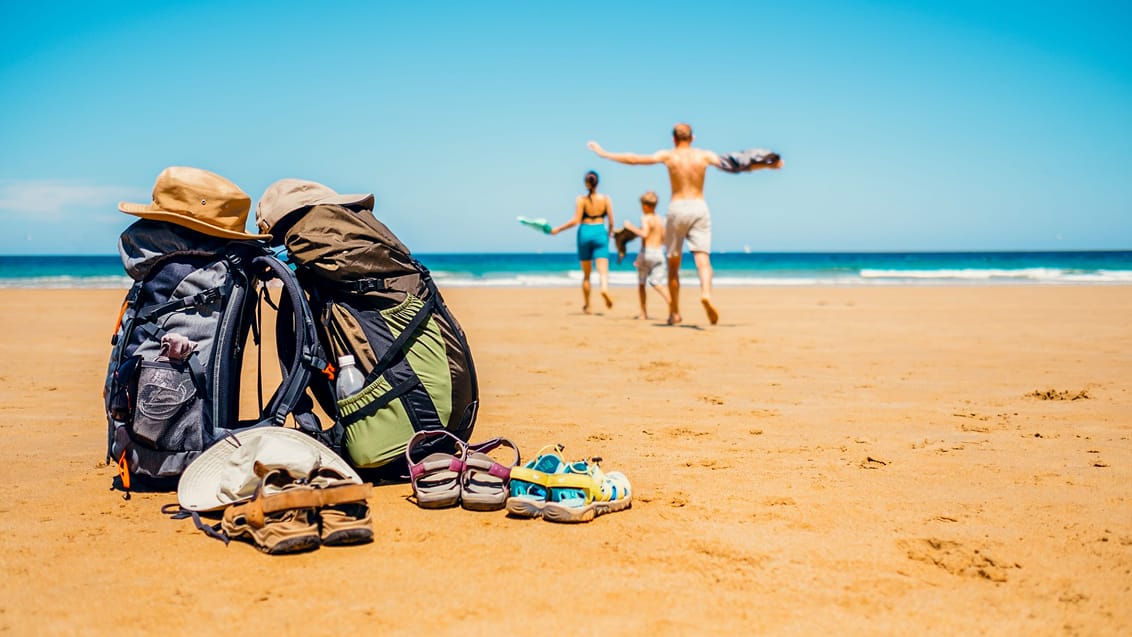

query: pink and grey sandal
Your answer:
[460,438,520,511]
[405,430,467,509]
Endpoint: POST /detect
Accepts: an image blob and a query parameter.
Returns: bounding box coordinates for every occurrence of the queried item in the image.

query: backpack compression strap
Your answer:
[362,293,437,386]
[354,256,445,387]
[135,287,225,323]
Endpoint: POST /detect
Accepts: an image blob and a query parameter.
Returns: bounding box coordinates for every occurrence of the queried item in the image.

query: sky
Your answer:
[1,0,1129,255]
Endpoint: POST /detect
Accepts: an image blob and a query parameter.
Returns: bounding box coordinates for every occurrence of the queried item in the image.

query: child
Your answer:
[622,191,671,320]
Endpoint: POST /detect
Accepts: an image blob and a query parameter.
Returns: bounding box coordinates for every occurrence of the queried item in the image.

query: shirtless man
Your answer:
[588,123,783,325]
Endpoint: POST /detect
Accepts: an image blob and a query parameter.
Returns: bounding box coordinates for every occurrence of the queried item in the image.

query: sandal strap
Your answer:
[469,437,521,469]
[308,468,373,505]
[464,455,512,480]
[315,482,373,507]
[466,437,520,465]
[404,429,467,471]
[509,466,554,486]
[409,455,465,480]
[534,443,565,459]
[546,472,598,505]
[226,486,323,528]
[226,482,373,528]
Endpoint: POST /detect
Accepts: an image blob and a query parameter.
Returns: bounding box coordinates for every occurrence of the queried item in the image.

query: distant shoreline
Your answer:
[2,251,1131,288]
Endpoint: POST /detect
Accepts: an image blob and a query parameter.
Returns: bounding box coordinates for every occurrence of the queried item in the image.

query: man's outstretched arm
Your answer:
[588,141,665,165]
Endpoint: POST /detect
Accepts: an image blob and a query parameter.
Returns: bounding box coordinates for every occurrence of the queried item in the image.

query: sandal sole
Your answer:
[264,534,321,555]
[462,497,506,512]
[415,496,461,509]
[322,527,374,546]
[542,496,632,524]
[505,497,548,518]
[320,505,374,546]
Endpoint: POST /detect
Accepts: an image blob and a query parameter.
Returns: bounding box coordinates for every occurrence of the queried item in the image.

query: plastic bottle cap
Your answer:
[338,355,356,366]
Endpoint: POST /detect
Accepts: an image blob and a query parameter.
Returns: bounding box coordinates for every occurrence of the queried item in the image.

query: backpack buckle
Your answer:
[348,278,385,293]
[189,287,222,307]
[304,351,329,372]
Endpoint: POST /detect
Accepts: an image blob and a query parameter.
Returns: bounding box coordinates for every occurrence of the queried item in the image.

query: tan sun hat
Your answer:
[119,166,271,241]
[177,427,361,512]
[256,178,374,241]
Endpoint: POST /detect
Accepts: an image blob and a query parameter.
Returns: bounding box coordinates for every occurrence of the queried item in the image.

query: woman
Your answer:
[551,170,614,313]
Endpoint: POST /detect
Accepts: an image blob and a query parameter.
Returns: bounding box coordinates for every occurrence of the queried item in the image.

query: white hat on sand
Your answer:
[178,427,360,512]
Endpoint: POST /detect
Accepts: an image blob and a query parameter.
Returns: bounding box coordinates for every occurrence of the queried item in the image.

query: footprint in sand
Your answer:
[640,360,688,382]
[1026,388,1092,400]
[897,538,1018,582]
[667,427,710,439]
[953,411,1016,432]
[684,458,731,470]
[668,493,688,507]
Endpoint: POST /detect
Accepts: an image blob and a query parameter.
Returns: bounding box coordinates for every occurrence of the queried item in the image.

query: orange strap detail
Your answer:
[112,298,129,338]
[323,361,336,381]
[117,451,131,490]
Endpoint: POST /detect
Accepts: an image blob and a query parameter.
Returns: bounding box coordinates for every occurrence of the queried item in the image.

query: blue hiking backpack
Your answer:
[103,220,330,492]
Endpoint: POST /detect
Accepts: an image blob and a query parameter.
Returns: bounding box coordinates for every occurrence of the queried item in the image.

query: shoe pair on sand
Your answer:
[406,430,521,512]
[222,467,374,555]
[506,444,632,524]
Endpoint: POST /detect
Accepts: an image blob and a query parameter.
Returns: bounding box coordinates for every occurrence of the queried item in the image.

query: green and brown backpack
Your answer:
[256,180,479,474]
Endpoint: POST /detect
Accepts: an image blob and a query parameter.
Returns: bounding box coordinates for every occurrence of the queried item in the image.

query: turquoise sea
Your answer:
[1,252,1131,288]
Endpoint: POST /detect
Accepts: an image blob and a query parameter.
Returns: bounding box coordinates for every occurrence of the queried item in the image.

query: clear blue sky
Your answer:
[1,0,1129,254]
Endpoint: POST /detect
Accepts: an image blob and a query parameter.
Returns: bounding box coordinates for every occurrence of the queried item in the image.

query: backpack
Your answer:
[103,220,329,490]
[275,203,479,472]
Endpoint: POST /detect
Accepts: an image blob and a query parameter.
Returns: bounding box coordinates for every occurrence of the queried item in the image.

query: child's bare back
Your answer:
[640,212,665,248]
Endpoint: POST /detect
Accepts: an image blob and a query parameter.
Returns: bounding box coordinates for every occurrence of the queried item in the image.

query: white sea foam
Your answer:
[0,275,133,289]
[3,260,1130,288]
[429,268,1132,287]
[859,268,1132,284]
[1061,269,1132,283]
[433,274,578,287]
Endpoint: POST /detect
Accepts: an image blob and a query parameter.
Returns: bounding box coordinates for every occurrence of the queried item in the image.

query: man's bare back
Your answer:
[655,146,721,202]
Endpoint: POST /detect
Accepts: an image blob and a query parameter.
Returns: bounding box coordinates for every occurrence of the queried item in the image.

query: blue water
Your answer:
[1,252,1130,288]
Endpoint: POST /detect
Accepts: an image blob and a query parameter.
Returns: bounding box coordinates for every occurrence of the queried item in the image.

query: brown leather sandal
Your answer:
[309,467,374,546]
[221,469,322,554]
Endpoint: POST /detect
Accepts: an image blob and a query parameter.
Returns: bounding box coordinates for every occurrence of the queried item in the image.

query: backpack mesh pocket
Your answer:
[130,361,204,451]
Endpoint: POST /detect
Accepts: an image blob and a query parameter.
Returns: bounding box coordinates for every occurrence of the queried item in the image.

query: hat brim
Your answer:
[177,427,360,512]
[259,193,376,245]
[119,202,273,241]
[270,192,376,223]
[320,193,375,211]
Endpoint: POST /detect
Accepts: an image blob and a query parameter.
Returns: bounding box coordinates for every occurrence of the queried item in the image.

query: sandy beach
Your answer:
[0,284,1129,636]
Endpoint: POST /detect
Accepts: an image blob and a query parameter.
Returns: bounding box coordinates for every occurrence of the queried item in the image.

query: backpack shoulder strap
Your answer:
[252,254,328,433]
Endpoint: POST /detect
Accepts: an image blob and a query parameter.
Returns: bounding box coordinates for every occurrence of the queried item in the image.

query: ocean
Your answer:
[1,251,1130,288]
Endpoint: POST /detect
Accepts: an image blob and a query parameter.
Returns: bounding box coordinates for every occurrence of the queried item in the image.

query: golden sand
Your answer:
[0,286,1129,635]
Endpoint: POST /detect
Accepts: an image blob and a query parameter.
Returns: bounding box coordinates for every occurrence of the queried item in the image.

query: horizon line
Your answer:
[3,248,1132,259]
